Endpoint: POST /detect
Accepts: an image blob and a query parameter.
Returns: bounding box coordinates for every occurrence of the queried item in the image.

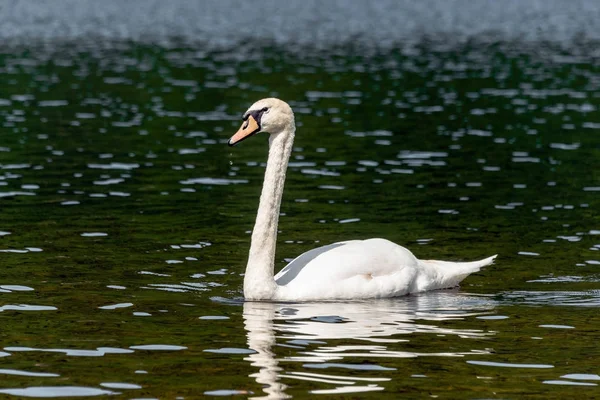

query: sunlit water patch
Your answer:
[0,369,59,378]
[0,305,56,312]
[467,360,554,369]
[0,386,118,397]
[4,347,134,358]
[0,285,34,292]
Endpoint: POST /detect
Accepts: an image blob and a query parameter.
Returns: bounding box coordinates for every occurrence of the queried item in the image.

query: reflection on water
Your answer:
[243,292,496,398]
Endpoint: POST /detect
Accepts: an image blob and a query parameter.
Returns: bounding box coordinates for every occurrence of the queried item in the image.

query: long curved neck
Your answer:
[244,125,295,300]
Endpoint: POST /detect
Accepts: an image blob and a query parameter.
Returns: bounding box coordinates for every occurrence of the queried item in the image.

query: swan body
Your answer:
[229,98,496,301]
[274,239,496,301]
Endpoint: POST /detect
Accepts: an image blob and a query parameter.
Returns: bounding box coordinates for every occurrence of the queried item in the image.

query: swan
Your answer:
[229,98,496,301]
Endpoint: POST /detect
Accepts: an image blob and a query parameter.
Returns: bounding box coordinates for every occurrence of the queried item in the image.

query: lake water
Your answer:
[1,1,599,398]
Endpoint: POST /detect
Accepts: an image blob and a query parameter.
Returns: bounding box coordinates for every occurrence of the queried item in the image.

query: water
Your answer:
[1,1,600,398]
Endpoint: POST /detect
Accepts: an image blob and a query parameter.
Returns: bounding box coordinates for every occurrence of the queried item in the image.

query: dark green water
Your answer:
[1,7,600,398]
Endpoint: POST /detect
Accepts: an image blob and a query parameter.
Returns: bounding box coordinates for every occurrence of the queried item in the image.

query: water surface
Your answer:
[1,1,600,398]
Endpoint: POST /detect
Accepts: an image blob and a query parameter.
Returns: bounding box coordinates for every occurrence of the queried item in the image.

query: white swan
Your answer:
[229,98,496,301]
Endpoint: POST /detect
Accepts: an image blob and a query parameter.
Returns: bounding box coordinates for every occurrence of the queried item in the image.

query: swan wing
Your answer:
[274,239,420,296]
[274,241,350,285]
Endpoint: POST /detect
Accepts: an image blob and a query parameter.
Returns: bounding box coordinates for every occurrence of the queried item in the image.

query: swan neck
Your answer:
[244,125,295,300]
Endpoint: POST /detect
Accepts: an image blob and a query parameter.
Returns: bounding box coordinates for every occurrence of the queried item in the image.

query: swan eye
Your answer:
[242,107,268,122]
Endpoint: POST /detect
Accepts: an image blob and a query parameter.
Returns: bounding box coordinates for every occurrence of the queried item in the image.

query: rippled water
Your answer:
[1,1,600,398]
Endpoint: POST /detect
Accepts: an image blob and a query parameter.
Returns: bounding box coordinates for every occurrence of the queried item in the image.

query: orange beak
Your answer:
[228,115,260,146]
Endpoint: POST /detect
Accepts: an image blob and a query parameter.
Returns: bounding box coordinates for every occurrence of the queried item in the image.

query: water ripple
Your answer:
[0,305,56,312]
[0,369,56,378]
[501,290,600,307]
[0,386,117,397]
[467,360,553,369]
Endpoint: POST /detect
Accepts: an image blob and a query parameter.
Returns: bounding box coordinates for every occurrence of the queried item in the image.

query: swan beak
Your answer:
[228,115,260,146]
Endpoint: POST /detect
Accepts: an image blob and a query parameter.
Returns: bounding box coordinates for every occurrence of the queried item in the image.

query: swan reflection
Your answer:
[243,291,497,398]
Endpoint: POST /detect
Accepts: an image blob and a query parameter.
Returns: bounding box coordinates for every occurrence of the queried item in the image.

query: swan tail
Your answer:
[420,254,497,272]
[416,254,497,291]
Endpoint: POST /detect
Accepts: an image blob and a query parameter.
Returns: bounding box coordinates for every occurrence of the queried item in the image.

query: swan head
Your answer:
[228,98,294,146]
